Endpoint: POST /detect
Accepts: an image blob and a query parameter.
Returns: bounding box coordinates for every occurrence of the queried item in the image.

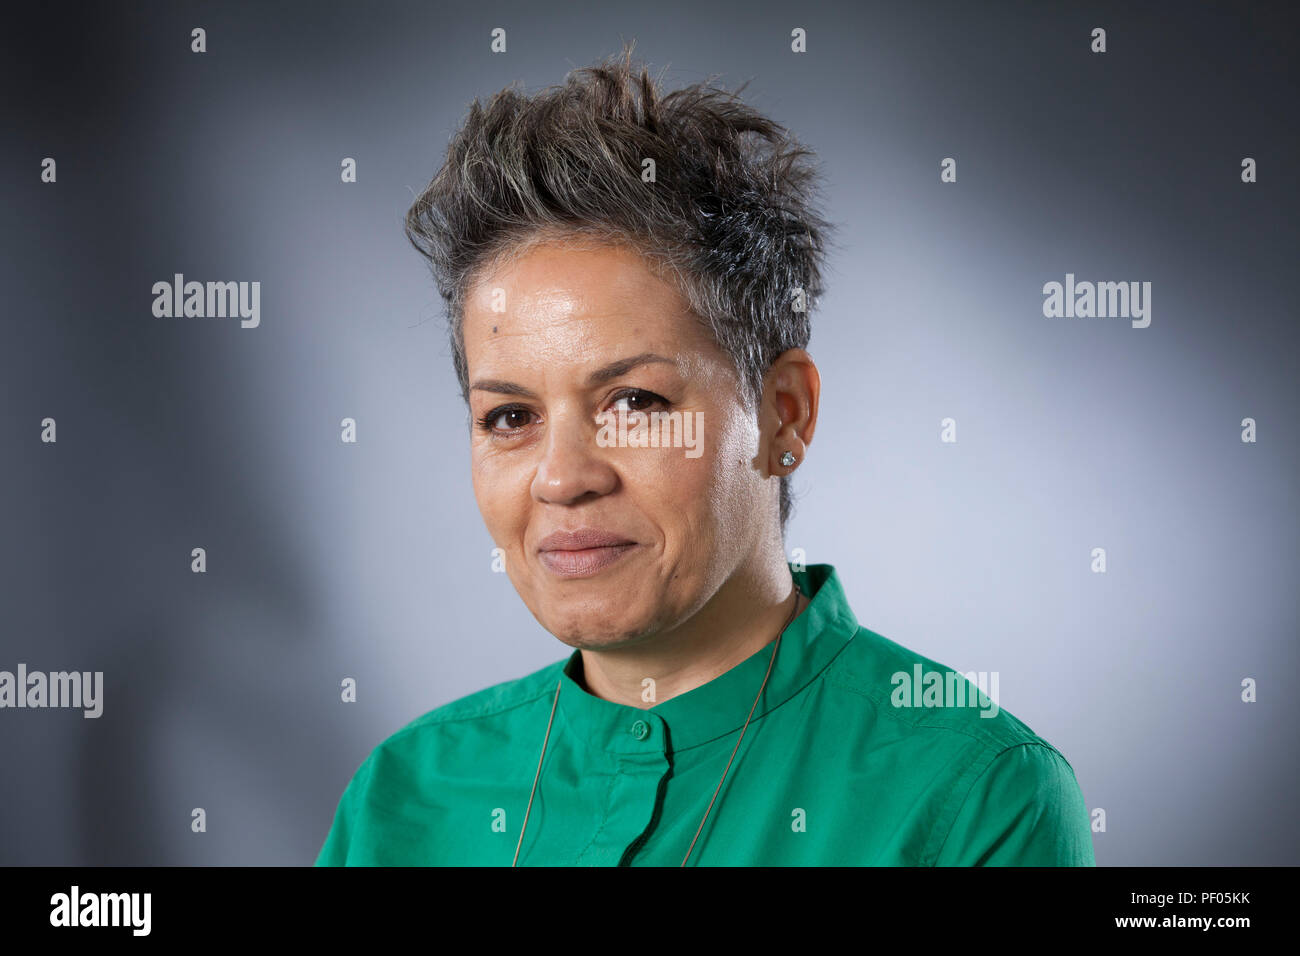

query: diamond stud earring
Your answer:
[780,451,796,467]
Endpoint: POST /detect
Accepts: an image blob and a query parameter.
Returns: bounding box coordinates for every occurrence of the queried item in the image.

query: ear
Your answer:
[758,348,819,475]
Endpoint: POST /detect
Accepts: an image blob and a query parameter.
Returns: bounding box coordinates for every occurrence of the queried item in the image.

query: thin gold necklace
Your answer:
[512,586,804,867]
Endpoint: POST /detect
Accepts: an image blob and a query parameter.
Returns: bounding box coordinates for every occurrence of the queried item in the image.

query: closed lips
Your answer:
[537,529,635,552]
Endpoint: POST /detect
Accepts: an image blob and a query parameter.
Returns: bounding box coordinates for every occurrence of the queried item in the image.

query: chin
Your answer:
[540,606,657,650]
[551,631,631,652]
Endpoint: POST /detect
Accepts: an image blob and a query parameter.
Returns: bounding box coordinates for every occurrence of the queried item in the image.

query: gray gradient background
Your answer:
[2,0,1296,866]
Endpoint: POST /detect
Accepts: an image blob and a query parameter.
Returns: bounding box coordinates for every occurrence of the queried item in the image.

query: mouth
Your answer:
[537,543,638,578]
[536,529,639,579]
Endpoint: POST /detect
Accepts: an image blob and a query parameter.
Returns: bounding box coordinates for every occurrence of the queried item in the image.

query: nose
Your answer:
[531,407,619,505]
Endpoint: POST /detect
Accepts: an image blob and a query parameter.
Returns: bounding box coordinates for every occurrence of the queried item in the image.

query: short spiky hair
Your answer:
[405,44,833,536]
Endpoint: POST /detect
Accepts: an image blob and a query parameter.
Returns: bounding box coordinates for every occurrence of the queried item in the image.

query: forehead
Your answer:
[462,240,709,363]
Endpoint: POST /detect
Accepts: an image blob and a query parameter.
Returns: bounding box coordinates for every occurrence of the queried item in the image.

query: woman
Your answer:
[315,47,1094,866]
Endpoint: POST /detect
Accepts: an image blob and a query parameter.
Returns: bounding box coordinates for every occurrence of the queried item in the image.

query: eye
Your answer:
[475,389,671,440]
[609,388,668,414]
[476,404,534,435]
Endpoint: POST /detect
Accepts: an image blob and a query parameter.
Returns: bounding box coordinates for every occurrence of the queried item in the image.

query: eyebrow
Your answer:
[469,352,678,398]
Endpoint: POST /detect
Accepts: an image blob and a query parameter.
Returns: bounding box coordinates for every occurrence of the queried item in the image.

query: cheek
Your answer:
[470,446,528,539]
[704,414,764,527]
[709,410,760,486]
[627,412,754,526]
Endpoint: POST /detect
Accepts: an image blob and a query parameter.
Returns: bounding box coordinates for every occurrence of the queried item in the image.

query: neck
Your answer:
[577,550,807,709]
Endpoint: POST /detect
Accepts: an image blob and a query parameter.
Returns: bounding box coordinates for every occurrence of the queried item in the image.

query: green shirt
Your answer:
[315,563,1095,866]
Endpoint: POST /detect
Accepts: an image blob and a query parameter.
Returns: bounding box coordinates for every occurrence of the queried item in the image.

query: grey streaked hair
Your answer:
[404,43,834,536]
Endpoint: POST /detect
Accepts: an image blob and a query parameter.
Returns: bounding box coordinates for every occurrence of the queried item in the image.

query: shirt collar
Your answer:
[555,563,859,755]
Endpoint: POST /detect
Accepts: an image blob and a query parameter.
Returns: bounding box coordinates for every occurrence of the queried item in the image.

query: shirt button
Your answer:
[630,719,650,740]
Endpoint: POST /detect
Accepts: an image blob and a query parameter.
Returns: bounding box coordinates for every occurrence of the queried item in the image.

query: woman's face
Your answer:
[463,240,773,649]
